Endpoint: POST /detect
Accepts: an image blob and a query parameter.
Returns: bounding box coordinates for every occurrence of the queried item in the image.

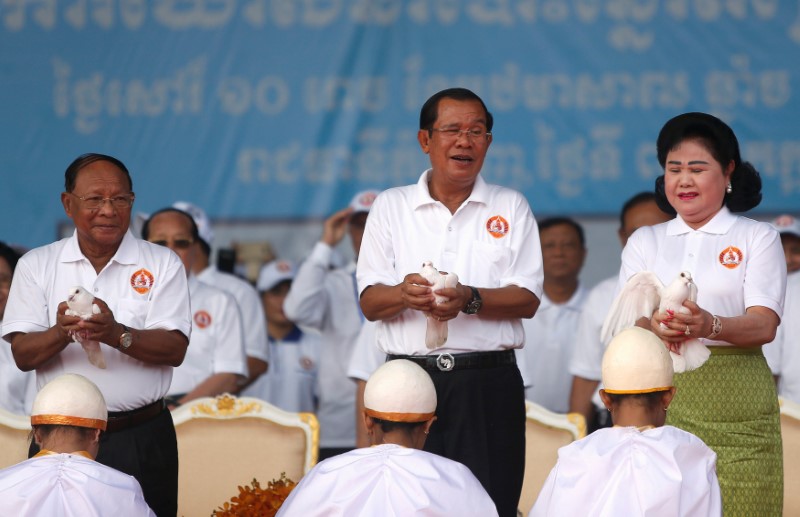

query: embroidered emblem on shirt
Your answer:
[130,268,155,294]
[194,310,212,329]
[486,215,509,238]
[300,356,314,371]
[718,246,743,269]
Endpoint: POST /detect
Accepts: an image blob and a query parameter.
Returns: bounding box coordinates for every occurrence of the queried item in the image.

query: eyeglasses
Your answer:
[429,128,491,140]
[150,239,195,250]
[69,192,135,210]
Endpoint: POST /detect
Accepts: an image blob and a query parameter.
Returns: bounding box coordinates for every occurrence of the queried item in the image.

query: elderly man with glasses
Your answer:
[357,88,544,517]
[2,153,191,517]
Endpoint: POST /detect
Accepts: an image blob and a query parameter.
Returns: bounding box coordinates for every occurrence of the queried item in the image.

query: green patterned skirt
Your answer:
[667,346,783,516]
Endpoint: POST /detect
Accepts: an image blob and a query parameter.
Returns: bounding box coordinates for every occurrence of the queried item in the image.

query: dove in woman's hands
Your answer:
[419,262,459,349]
[65,286,106,369]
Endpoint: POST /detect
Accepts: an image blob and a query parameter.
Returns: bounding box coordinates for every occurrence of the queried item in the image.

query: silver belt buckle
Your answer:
[436,353,455,372]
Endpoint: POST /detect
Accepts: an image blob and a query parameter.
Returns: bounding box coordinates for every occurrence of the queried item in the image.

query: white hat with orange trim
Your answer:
[31,374,108,431]
[256,259,296,292]
[602,327,674,395]
[772,214,800,239]
[364,359,436,423]
[172,201,214,246]
[349,190,380,214]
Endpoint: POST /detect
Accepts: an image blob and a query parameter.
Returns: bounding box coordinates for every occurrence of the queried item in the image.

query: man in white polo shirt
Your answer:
[3,153,191,516]
[357,88,543,517]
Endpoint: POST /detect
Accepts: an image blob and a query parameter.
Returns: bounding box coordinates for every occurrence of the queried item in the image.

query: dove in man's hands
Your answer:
[419,262,459,349]
[601,271,710,372]
[65,286,106,369]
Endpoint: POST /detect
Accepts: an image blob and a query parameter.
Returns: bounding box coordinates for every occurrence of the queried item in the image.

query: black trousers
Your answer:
[32,408,179,517]
[422,362,526,517]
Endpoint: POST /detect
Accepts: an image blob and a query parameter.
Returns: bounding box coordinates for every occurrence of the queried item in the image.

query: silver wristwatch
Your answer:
[118,324,133,350]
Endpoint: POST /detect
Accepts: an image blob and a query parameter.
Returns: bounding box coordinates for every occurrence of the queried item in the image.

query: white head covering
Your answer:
[602,327,674,394]
[364,360,436,422]
[31,374,108,431]
[256,259,296,292]
[172,201,214,246]
[349,190,380,214]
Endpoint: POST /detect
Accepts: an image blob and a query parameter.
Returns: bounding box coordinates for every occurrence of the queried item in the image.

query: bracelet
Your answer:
[708,315,722,339]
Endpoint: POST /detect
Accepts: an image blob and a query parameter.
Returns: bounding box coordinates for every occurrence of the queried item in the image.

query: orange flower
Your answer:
[213,474,297,517]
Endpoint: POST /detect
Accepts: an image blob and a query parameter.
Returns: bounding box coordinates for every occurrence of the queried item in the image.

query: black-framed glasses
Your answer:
[429,128,491,140]
[150,239,195,250]
[69,192,135,210]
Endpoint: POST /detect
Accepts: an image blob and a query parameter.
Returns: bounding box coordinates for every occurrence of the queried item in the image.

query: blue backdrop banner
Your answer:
[2,1,798,248]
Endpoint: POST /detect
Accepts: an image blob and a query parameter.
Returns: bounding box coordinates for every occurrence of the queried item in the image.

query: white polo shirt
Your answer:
[3,230,191,411]
[356,170,544,355]
[283,242,363,448]
[198,266,269,364]
[168,275,247,395]
[346,319,385,382]
[619,207,786,346]
[517,287,587,413]
[0,330,36,415]
[568,276,618,411]
[765,272,800,403]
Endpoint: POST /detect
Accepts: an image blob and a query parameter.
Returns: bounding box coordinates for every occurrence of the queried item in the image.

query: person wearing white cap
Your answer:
[283,189,381,459]
[763,214,800,404]
[530,327,721,517]
[241,259,320,413]
[172,201,271,394]
[0,374,155,516]
[3,154,191,516]
[277,359,497,516]
[141,208,248,407]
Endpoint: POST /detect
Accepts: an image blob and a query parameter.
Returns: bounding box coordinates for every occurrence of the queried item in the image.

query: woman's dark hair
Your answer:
[419,88,493,132]
[654,112,761,215]
[64,153,133,193]
[140,207,200,243]
[605,390,666,409]
[31,424,99,445]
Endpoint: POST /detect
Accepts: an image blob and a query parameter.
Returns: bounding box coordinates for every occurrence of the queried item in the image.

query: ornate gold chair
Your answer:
[780,397,800,516]
[171,394,319,516]
[0,407,31,470]
[517,400,586,516]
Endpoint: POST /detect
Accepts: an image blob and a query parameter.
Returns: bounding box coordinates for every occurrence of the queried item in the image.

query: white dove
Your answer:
[419,262,459,349]
[601,271,710,373]
[65,286,106,369]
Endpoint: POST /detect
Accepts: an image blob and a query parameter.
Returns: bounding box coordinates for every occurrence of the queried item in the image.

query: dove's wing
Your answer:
[601,272,665,345]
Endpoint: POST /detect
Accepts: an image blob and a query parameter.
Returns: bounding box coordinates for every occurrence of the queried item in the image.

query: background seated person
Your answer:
[277,359,498,516]
[0,373,155,516]
[530,327,721,517]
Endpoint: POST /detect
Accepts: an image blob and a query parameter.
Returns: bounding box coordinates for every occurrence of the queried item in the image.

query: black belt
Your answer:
[106,399,165,433]
[386,350,516,372]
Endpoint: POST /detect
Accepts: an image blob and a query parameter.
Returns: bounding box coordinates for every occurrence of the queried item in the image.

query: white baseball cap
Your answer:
[772,214,800,238]
[364,359,437,422]
[172,201,214,246]
[602,327,674,394]
[256,259,296,292]
[349,190,380,214]
[31,374,108,431]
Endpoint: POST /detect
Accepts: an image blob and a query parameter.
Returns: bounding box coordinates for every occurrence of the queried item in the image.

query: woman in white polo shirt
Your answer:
[618,112,785,516]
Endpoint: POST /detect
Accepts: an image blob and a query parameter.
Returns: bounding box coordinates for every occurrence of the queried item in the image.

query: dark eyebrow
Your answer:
[666,160,710,165]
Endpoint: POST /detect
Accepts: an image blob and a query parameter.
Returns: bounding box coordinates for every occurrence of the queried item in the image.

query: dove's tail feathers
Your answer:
[425,318,448,349]
[680,340,711,372]
[80,340,106,369]
[601,272,664,346]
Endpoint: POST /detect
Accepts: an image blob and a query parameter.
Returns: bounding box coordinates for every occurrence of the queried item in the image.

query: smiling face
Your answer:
[663,138,734,230]
[62,160,134,255]
[417,98,492,190]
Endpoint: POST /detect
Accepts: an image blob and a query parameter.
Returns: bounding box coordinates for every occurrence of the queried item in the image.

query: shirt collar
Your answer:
[61,229,139,265]
[666,206,736,236]
[412,169,488,210]
[269,324,303,343]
